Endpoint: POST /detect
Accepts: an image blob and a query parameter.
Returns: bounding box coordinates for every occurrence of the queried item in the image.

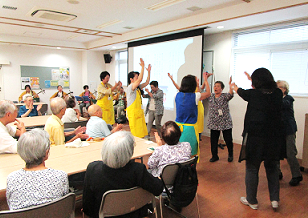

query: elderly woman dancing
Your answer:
[232,68,284,210]
[6,129,69,210]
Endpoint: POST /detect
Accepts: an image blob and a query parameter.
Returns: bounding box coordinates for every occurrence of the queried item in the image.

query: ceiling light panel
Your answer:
[96,20,123,29]
[146,0,186,11]
[187,6,202,12]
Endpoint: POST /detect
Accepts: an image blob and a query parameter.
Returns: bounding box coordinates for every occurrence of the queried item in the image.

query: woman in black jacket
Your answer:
[82,131,163,218]
[232,68,284,210]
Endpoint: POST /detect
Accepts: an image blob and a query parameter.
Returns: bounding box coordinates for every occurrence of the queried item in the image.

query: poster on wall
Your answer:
[20,65,70,89]
[30,77,40,89]
[21,77,30,89]
[51,67,70,88]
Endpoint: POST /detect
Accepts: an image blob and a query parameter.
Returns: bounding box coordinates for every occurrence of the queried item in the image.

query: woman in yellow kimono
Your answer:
[126,58,151,138]
[19,85,39,102]
[97,71,121,125]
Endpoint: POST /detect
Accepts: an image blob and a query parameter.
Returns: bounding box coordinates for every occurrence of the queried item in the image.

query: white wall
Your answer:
[82,51,105,92]
[203,31,308,159]
[0,45,105,113]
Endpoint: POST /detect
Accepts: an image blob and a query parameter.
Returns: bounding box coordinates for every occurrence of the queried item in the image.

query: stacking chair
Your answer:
[0,193,76,218]
[99,186,158,218]
[159,156,200,218]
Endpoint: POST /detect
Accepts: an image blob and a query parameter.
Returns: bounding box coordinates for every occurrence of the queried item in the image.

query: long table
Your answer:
[9,115,88,128]
[0,136,156,209]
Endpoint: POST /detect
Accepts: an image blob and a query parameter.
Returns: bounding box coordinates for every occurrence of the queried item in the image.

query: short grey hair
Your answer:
[277,80,289,95]
[0,100,16,118]
[17,129,50,168]
[101,131,135,169]
[50,97,66,115]
[23,94,33,102]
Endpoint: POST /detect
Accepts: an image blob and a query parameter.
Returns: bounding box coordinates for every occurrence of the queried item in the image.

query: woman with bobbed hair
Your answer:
[6,129,69,210]
[148,121,191,177]
[175,73,210,157]
[61,95,80,123]
[82,131,163,218]
[232,68,284,210]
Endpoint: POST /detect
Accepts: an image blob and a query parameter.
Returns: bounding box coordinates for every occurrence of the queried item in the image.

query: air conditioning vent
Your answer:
[31,9,77,22]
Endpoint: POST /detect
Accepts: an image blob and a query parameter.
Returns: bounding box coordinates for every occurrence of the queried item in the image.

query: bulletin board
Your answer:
[20,65,70,90]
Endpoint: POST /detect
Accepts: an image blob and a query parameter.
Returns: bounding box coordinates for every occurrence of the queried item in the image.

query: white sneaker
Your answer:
[271,201,279,210]
[240,197,258,210]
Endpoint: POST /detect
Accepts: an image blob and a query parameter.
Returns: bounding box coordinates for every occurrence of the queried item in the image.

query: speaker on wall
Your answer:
[104,54,112,63]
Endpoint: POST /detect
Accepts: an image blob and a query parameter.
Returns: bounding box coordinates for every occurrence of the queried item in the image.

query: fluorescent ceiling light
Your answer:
[57,47,61,49]
[96,20,123,29]
[217,26,224,29]
[146,0,186,11]
[187,6,202,12]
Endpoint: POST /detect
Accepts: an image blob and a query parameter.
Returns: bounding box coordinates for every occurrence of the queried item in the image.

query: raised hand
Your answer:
[145,88,149,93]
[206,71,213,78]
[244,71,251,81]
[167,73,173,80]
[139,58,144,68]
[146,64,152,72]
[229,76,232,85]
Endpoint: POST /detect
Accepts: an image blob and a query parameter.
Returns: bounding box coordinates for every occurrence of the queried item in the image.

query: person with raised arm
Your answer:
[126,58,151,138]
[18,95,42,117]
[205,76,234,162]
[232,68,284,210]
[168,73,210,143]
[97,71,122,125]
[173,72,210,156]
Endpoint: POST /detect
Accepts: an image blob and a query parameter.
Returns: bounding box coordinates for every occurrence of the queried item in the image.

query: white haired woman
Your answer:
[6,129,69,210]
[82,131,163,218]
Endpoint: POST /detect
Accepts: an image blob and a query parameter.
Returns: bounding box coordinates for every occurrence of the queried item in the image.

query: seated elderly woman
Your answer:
[61,96,80,123]
[6,129,69,210]
[147,121,192,177]
[82,131,163,218]
[18,95,42,118]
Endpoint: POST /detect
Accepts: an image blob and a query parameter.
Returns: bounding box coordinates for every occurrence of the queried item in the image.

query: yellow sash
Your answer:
[127,89,147,138]
[97,82,115,125]
[197,102,204,133]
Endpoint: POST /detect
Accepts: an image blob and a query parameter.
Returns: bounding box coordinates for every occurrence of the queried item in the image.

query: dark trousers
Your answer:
[210,129,233,158]
[246,159,279,204]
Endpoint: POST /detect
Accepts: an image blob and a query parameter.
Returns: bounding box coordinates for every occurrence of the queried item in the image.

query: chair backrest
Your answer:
[0,193,76,218]
[161,156,198,186]
[99,187,156,218]
[64,120,87,129]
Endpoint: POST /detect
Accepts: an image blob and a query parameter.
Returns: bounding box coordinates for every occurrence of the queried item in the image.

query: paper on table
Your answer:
[65,138,90,148]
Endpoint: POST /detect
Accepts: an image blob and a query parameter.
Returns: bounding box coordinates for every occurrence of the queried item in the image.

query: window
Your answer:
[231,23,308,96]
[115,50,128,86]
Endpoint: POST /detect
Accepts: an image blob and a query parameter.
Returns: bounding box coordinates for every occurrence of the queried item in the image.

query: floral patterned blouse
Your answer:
[6,168,69,210]
[147,142,191,177]
[207,93,233,131]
